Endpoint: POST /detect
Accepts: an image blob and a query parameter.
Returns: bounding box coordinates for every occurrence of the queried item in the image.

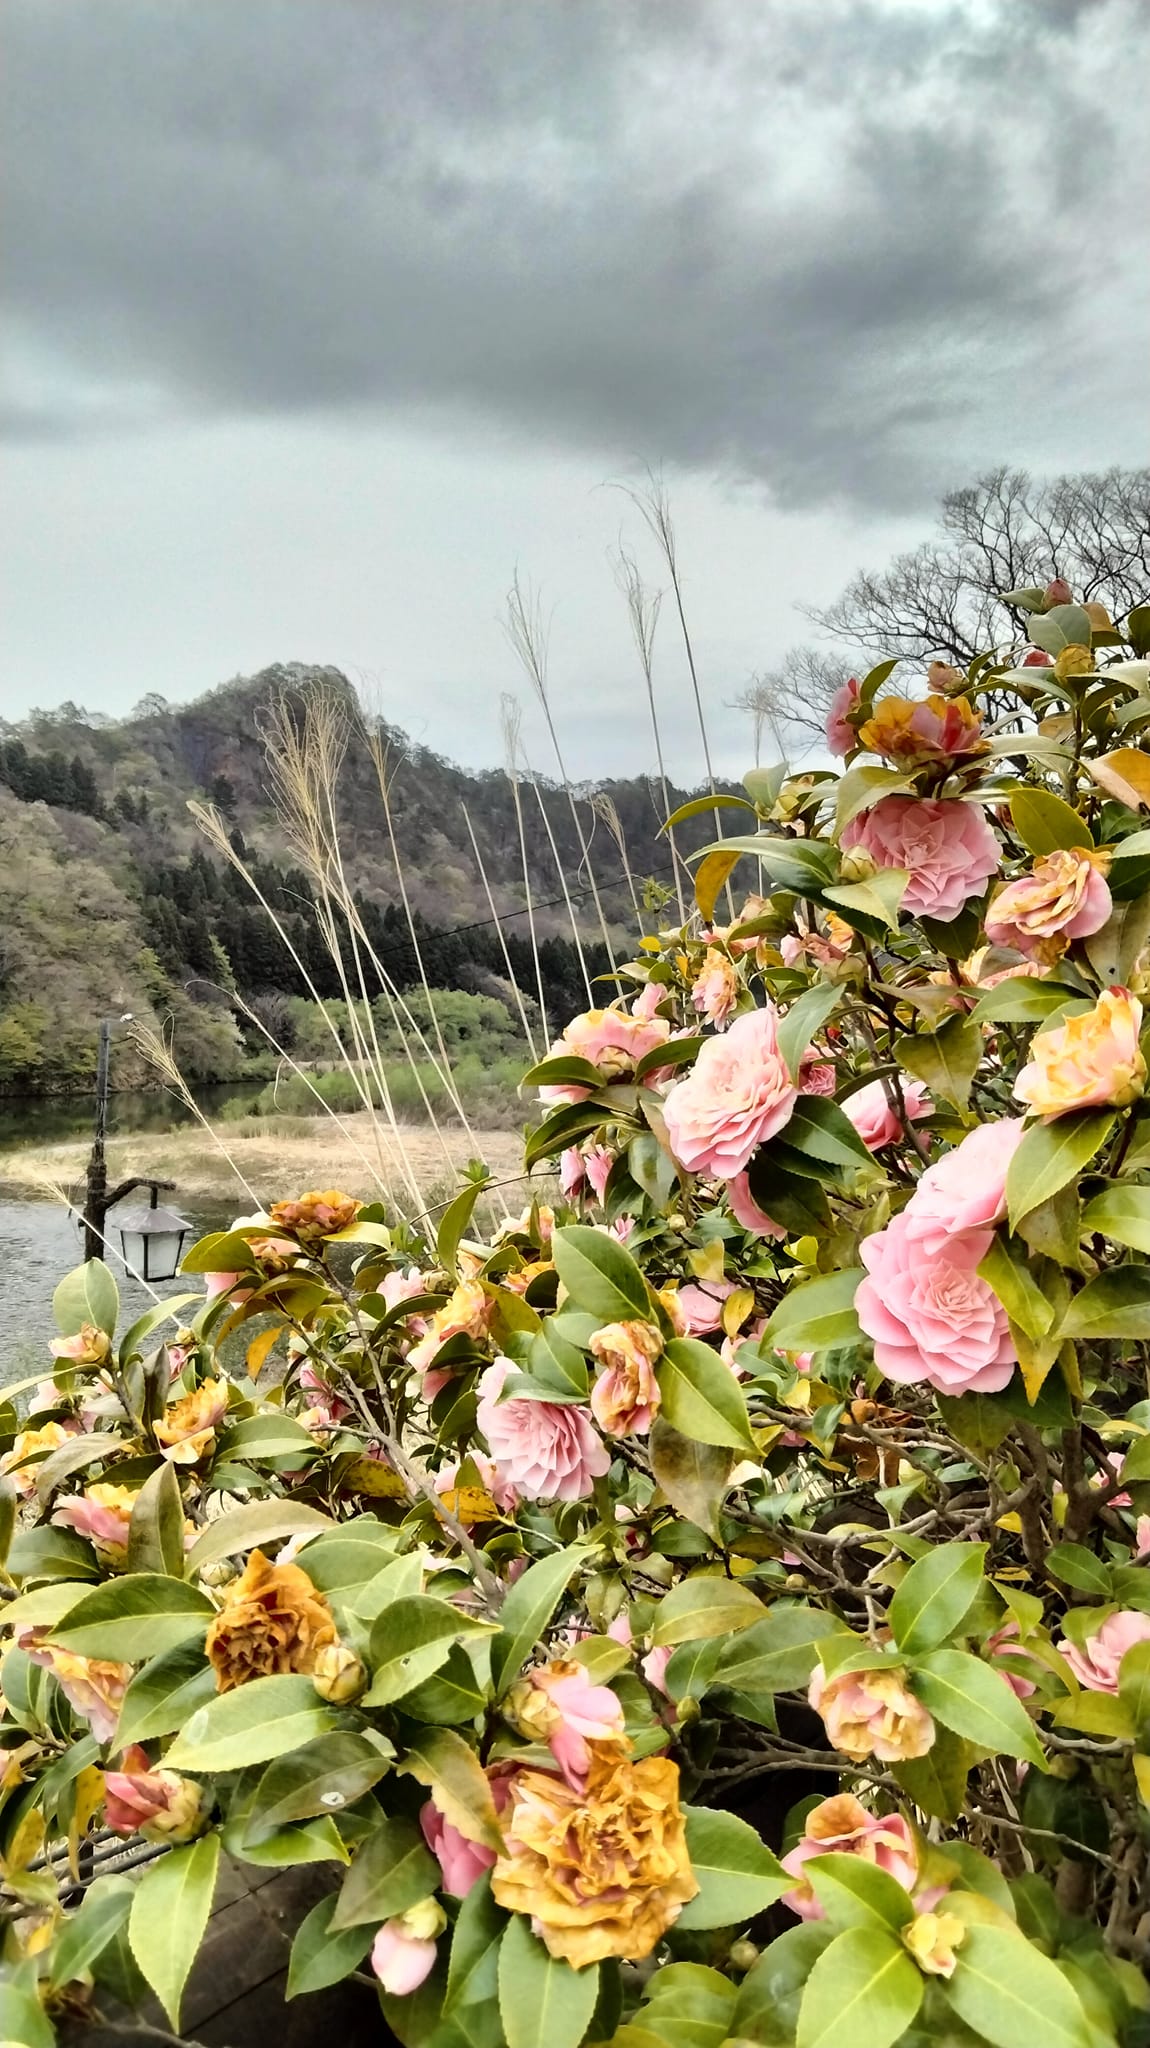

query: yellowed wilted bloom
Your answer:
[985,846,1112,964]
[154,1379,229,1464]
[1014,986,1146,1118]
[205,1548,336,1692]
[52,1483,139,1564]
[1,1423,75,1499]
[902,1910,966,1978]
[1054,644,1094,682]
[691,947,739,1029]
[589,1320,663,1435]
[20,1637,130,1743]
[858,693,986,768]
[268,1188,362,1243]
[49,1323,112,1365]
[491,1751,697,1968]
[809,1663,935,1764]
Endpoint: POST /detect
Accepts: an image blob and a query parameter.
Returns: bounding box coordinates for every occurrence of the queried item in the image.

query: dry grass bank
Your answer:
[0,1112,531,1213]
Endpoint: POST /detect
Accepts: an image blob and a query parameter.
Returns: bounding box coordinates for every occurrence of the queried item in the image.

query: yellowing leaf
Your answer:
[246,1324,285,1381]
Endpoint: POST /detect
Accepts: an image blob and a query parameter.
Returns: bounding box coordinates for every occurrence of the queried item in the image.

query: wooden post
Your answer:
[81,1018,112,1263]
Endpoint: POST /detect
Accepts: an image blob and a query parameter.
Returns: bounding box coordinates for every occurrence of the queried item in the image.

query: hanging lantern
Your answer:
[111,1199,192,1283]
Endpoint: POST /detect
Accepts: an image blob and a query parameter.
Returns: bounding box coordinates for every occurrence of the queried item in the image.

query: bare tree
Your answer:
[761,466,1150,745]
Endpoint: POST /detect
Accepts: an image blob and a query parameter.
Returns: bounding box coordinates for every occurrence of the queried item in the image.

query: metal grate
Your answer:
[30,1828,169,1905]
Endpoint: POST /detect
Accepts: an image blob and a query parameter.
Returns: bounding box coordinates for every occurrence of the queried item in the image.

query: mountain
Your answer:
[0,665,735,1095]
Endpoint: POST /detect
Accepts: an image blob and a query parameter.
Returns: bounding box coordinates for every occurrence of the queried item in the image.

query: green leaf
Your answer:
[911,1648,1045,1765]
[330,1815,440,1930]
[6,1525,101,1585]
[1046,1543,1112,1597]
[648,1418,734,1542]
[117,1295,200,1366]
[968,979,1083,1028]
[773,1096,875,1174]
[216,1412,317,1464]
[403,1643,490,1726]
[1060,1266,1150,1341]
[889,1543,987,1657]
[933,1392,1014,1458]
[651,1575,765,1648]
[49,1874,135,1990]
[715,1607,836,1693]
[49,1573,213,1662]
[805,1853,914,1934]
[891,1725,973,1823]
[657,1338,756,1453]
[445,1870,507,2026]
[942,1922,1092,2048]
[694,832,837,899]
[183,1500,334,1572]
[823,870,909,935]
[551,1224,652,1322]
[894,1015,982,1111]
[498,1913,600,2048]
[778,984,844,1085]
[285,1893,375,1999]
[796,1926,923,2048]
[128,1833,220,2030]
[733,1924,835,2046]
[364,1595,496,1707]
[761,1269,864,1352]
[526,1325,589,1400]
[673,1807,788,1931]
[53,1258,119,1339]
[1009,788,1093,854]
[438,1179,488,1278]
[114,1639,217,1747]
[834,765,916,834]
[978,1236,1056,1341]
[1027,603,1093,655]
[0,1984,57,2048]
[181,1228,259,1274]
[401,1727,504,1852]
[127,1461,186,1577]
[490,1543,585,1696]
[664,792,757,832]
[1006,1111,1114,1232]
[243,1733,393,1841]
[165,1673,337,1771]
[1081,1183,1150,1252]
[628,1131,680,1207]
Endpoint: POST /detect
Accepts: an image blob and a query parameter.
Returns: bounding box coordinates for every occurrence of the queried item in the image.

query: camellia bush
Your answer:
[4,583,1150,2048]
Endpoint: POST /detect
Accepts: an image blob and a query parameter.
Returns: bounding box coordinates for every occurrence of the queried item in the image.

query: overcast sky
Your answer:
[2,0,1146,780]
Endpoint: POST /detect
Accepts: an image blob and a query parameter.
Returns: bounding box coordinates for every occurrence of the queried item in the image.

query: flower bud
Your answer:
[902,1909,965,1978]
[1045,576,1073,604]
[729,1939,759,1973]
[312,1641,367,1704]
[400,1897,448,1944]
[1053,644,1094,682]
[838,846,878,884]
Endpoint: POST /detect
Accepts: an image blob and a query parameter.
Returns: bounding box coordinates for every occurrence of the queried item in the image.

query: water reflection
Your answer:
[0,1082,266,1152]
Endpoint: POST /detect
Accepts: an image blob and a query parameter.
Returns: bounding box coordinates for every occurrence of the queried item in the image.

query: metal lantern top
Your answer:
[111,1201,192,1282]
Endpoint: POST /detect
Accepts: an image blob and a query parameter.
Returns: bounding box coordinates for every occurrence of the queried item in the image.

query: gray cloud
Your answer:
[2,0,1146,511]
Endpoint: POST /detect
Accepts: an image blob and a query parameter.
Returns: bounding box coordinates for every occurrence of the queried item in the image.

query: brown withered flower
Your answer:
[267,1189,362,1246]
[205,1548,337,1692]
[491,1749,697,1968]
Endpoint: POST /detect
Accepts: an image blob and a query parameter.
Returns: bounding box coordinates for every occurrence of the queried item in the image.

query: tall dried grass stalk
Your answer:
[128,1019,266,1212]
[523,766,595,1009]
[500,695,550,1043]
[611,544,686,922]
[591,792,643,934]
[227,990,391,1197]
[461,802,539,1058]
[503,573,617,971]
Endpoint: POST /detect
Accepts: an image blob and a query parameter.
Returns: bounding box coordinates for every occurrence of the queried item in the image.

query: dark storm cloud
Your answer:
[2,0,1145,509]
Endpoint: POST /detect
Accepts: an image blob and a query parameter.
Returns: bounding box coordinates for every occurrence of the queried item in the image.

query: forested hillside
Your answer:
[0,664,727,1094]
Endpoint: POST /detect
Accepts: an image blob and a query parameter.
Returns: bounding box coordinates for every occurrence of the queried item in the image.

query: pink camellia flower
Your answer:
[780,1794,920,1920]
[798,1053,836,1096]
[421,1799,497,1898]
[986,1620,1038,1700]
[408,1279,491,1399]
[856,1209,1015,1395]
[371,1904,444,1995]
[901,1117,1025,1261]
[476,1358,609,1502]
[810,1663,935,1764]
[297,1362,350,1424]
[103,1745,205,1842]
[1014,987,1146,1119]
[1,1421,77,1500]
[1135,1516,1150,1559]
[511,1659,627,1790]
[727,1172,785,1239]
[1046,576,1073,604]
[985,849,1112,963]
[379,1266,428,1313]
[560,1146,586,1197]
[663,1005,798,1179]
[843,1077,932,1152]
[1022,648,1054,667]
[433,1452,520,1519]
[538,1007,672,1104]
[50,1323,112,1366]
[841,797,1000,922]
[692,947,739,1030]
[584,1146,615,1202]
[826,676,862,756]
[1057,1610,1150,1694]
[676,1278,736,1337]
[53,1484,139,1565]
[20,1634,131,1744]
